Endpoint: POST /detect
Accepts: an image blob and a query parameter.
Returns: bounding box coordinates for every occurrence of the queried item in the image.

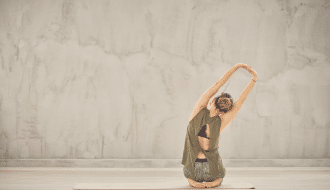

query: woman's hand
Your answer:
[237,63,258,77]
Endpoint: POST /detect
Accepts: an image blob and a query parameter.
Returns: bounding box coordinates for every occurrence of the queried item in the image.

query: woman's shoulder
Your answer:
[189,107,208,123]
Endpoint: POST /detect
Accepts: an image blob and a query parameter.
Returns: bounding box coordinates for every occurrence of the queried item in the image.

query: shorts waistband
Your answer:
[195,158,207,162]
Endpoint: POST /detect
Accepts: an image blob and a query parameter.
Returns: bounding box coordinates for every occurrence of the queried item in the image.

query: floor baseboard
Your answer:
[0,159,329,167]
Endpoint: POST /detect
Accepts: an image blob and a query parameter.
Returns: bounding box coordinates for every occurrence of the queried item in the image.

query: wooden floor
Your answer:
[0,167,329,190]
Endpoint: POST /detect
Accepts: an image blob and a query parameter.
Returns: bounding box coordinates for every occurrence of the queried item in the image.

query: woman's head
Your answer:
[212,92,234,114]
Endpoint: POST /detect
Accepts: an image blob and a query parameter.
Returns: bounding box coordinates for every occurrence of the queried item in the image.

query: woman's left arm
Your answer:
[237,64,258,103]
[198,64,240,104]
[241,64,258,79]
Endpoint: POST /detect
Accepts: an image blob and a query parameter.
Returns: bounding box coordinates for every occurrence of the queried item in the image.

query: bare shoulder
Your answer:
[189,106,206,123]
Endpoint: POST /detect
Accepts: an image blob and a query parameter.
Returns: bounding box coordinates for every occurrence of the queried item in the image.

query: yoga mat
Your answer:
[74,179,255,189]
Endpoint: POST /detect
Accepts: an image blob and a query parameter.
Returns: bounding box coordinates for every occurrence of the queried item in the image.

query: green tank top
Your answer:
[181,107,222,176]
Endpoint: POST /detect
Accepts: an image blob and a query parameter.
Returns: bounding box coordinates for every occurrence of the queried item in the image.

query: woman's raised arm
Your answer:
[236,64,258,103]
[192,64,241,110]
[189,64,241,122]
[200,64,242,101]
[219,64,258,133]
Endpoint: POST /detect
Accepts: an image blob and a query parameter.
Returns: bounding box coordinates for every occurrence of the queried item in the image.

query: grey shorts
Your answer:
[183,158,225,183]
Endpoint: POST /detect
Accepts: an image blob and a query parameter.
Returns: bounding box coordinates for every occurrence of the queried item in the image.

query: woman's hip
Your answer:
[183,158,226,182]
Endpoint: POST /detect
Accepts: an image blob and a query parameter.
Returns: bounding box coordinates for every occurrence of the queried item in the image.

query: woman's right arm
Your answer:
[219,64,258,133]
[238,64,258,103]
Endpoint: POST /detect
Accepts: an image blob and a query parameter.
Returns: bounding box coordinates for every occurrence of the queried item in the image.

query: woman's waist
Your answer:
[196,149,219,159]
[197,147,219,153]
[195,157,207,162]
[195,153,220,162]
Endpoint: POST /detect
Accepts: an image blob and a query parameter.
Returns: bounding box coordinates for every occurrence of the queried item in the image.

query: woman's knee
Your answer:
[187,178,195,185]
[214,177,223,186]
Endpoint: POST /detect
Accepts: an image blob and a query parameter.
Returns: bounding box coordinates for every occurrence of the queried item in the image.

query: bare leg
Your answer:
[213,178,223,187]
[204,178,223,188]
[188,178,196,187]
[188,178,205,188]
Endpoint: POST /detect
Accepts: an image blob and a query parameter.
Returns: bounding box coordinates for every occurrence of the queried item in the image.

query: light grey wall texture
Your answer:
[0,0,329,161]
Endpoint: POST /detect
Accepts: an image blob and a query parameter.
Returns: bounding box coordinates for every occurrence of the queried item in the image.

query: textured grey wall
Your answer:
[0,0,329,160]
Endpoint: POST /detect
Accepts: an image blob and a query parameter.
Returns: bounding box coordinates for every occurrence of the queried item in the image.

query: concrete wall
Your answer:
[0,0,329,166]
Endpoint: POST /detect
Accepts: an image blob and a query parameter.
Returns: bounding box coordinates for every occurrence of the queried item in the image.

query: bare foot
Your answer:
[205,178,222,188]
[193,182,206,188]
[205,182,220,188]
[188,178,205,188]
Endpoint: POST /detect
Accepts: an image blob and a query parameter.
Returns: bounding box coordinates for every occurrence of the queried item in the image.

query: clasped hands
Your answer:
[235,63,258,78]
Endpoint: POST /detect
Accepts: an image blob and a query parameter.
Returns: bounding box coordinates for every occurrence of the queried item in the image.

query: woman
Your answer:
[181,63,258,188]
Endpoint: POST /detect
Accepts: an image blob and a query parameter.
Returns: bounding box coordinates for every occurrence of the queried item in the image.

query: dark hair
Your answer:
[214,93,234,113]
